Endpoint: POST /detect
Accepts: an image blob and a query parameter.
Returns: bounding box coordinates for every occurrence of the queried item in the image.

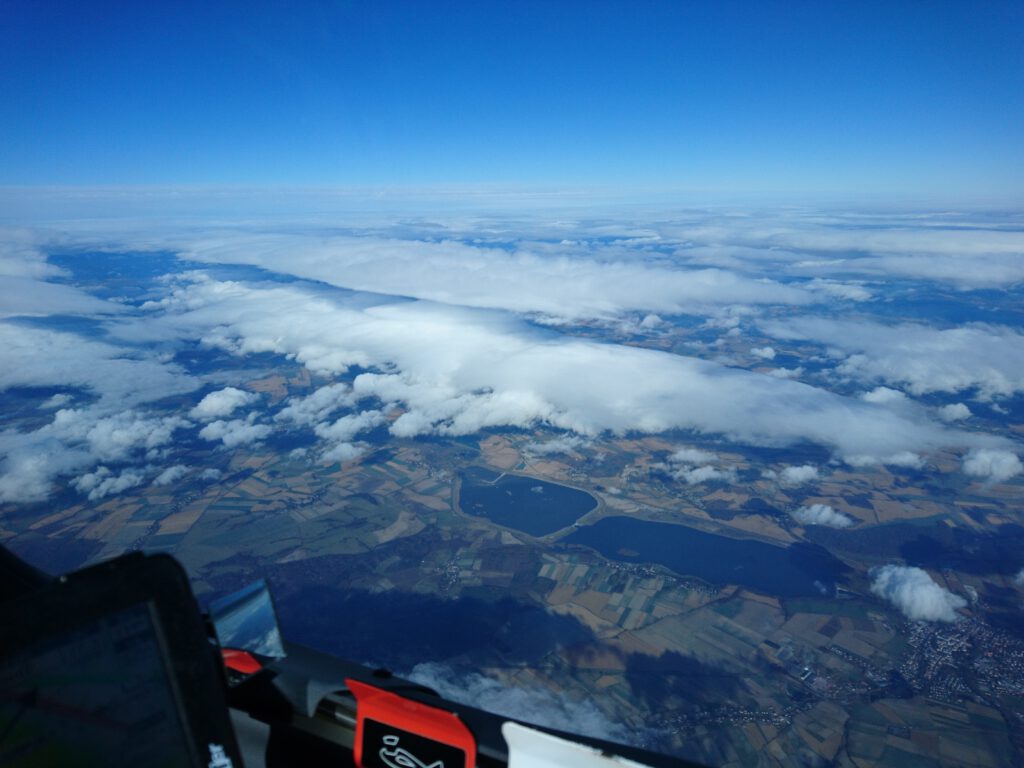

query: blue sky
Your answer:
[1,1,1021,199]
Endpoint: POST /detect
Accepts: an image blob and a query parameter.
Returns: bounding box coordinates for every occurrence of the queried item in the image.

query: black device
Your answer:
[0,552,243,768]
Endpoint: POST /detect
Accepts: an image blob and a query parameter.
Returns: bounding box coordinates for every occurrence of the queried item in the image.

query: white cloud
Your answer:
[0,233,119,318]
[639,313,663,329]
[313,409,386,444]
[199,414,272,448]
[861,387,908,405]
[0,276,120,319]
[525,434,590,457]
[180,232,816,321]
[72,466,145,501]
[1015,569,1024,588]
[779,465,819,485]
[791,504,853,528]
[190,387,259,421]
[762,318,1024,400]
[0,230,64,279]
[870,565,966,622]
[199,468,222,481]
[670,447,718,465]
[751,346,776,360]
[0,322,197,408]
[0,440,90,503]
[805,279,872,302]
[40,393,73,409]
[134,275,998,470]
[153,464,189,486]
[320,442,365,463]
[937,403,972,422]
[50,409,190,463]
[0,407,189,503]
[962,449,1022,483]
[666,447,736,485]
[676,465,737,485]
[275,383,356,426]
[408,662,633,746]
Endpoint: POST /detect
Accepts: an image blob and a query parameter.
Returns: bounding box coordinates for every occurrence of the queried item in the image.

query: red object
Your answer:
[221,648,263,675]
[347,678,476,768]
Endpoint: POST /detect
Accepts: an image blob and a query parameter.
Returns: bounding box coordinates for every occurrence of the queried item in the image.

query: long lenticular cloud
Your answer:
[131,274,1002,465]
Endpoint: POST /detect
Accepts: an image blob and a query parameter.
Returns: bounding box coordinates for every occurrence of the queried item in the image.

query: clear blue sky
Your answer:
[1,1,1021,199]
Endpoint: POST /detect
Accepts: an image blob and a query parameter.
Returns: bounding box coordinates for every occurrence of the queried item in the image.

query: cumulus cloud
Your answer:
[313,409,386,443]
[870,565,966,622]
[861,387,908,405]
[639,313,663,329]
[524,434,590,457]
[778,464,819,486]
[675,465,737,485]
[190,387,260,421]
[962,449,1022,483]
[154,464,189,486]
[937,403,972,422]
[750,346,776,360]
[791,504,853,528]
[666,447,736,485]
[275,383,357,426]
[670,447,718,464]
[407,663,633,746]
[0,438,91,503]
[199,414,272,448]
[49,409,190,463]
[320,442,365,463]
[72,466,145,501]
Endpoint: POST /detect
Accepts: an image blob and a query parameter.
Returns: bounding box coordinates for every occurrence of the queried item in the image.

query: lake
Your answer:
[458,467,598,536]
[564,516,848,597]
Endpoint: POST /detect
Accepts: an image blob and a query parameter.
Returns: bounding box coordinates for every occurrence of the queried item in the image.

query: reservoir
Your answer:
[564,516,848,597]
[458,467,598,536]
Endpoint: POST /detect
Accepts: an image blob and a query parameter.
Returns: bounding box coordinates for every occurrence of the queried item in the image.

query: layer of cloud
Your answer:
[0,322,197,408]
[791,503,853,528]
[180,232,815,321]
[133,275,1000,470]
[762,318,1024,400]
[870,565,966,622]
[408,662,634,745]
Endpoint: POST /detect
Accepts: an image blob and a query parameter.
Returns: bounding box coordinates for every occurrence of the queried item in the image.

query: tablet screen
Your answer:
[0,601,195,768]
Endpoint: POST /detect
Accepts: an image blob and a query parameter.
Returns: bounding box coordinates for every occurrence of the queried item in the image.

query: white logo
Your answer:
[379,734,444,768]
